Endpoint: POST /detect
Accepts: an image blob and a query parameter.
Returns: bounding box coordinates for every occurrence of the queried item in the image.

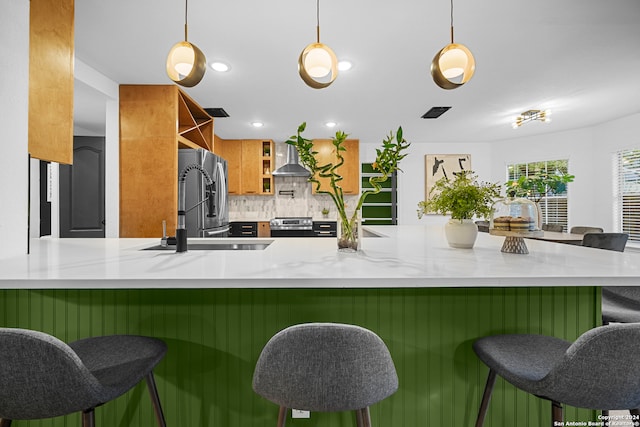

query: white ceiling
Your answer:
[74,0,640,144]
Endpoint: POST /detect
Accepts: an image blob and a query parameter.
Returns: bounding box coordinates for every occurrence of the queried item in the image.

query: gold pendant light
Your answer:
[298,0,338,89]
[166,0,206,87]
[431,0,475,90]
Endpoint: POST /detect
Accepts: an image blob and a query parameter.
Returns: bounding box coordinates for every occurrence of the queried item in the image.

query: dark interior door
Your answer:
[59,136,105,237]
[39,161,52,236]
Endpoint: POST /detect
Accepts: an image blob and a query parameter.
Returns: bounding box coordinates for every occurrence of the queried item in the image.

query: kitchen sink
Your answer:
[142,240,273,251]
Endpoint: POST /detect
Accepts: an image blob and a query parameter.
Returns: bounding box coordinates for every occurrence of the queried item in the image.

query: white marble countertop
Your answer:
[1,225,639,289]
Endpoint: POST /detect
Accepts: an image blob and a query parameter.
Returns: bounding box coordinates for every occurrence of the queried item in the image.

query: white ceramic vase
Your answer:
[444,218,478,249]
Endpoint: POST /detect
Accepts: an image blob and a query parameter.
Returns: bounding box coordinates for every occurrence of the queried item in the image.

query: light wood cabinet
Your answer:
[119,84,214,237]
[216,138,274,195]
[312,139,360,195]
[29,0,74,164]
[258,221,271,237]
[217,139,242,195]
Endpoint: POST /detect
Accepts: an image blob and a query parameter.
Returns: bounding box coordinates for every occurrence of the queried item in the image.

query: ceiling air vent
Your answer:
[204,107,230,117]
[421,106,451,119]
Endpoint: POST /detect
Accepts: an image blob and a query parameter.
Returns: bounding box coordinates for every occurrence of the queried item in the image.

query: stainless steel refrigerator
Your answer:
[178,148,229,237]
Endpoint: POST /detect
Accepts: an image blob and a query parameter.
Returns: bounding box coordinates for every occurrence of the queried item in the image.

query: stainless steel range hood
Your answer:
[271,144,311,177]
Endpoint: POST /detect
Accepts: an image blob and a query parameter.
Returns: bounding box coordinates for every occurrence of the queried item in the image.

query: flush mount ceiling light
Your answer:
[251,122,264,128]
[325,121,337,128]
[337,60,352,71]
[166,0,206,87]
[298,0,338,89]
[210,61,230,72]
[512,109,552,128]
[431,0,476,90]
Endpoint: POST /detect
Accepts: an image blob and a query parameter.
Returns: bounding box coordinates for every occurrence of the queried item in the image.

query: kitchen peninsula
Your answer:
[1,225,639,427]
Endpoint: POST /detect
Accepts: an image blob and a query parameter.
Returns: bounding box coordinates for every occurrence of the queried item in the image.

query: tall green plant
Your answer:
[506,172,574,202]
[417,171,501,221]
[286,123,410,248]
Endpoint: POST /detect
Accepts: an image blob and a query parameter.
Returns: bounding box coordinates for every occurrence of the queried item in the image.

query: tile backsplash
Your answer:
[228,142,358,220]
[229,176,358,220]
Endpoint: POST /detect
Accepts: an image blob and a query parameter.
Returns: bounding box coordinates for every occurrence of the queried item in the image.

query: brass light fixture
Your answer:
[512,110,552,128]
[431,0,475,90]
[298,0,338,89]
[166,0,206,87]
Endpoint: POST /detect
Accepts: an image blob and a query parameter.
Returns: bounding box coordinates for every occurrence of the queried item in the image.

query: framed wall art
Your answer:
[424,154,471,200]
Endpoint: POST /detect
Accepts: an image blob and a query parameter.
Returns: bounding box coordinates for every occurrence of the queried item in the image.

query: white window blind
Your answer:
[507,160,569,231]
[615,149,640,243]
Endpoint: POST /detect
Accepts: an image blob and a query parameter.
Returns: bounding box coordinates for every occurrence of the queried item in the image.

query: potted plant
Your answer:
[321,207,330,218]
[505,172,574,226]
[286,122,410,252]
[417,171,501,248]
[505,172,574,201]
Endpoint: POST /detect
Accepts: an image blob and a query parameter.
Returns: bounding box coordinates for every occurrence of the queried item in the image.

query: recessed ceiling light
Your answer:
[325,122,337,128]
[338,61,352,71]
[251,121,264,128]
[210,61,230,72]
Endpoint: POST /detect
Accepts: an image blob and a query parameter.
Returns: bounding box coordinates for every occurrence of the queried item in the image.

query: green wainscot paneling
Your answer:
[0,287,600,427]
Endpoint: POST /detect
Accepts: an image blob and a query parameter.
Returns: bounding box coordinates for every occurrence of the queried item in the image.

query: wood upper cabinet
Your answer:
[29,0,75,164]
[119,84,214,237]
[217,138,242,195]
[312,139,360,195]
[216,138,274,195]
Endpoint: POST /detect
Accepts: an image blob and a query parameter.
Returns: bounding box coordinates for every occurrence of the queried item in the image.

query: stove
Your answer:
[269,217,314,237]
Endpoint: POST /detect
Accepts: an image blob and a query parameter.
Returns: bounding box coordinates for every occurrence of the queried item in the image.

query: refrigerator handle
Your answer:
[216,161,227,218]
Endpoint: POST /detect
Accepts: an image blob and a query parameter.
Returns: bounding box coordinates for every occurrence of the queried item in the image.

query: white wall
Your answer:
[490,113,640,232]
[0,0,29,259]
[360,114,640,231]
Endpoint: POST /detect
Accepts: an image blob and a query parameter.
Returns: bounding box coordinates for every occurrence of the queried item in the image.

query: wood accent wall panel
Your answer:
[0,287,598,427]
[119,85,178,237]
[28,0,75,164]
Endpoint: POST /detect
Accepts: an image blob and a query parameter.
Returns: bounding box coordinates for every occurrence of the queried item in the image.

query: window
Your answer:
[507,160,569,231]
[614,149,640,243]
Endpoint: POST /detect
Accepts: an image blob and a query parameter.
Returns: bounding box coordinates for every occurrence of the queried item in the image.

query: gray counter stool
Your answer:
[473,324,640,427]
[252,323,398,427]
[580,232,632,326]
[0,328,167,427]
[603,287,640,324]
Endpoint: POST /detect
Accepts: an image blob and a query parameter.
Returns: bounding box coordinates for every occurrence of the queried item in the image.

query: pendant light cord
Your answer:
[184,0,189,41]
[316,0,321,43]
[450,0,454,43]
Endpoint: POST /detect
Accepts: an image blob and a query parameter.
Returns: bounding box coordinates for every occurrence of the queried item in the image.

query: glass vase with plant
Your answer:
[286,122,410,252]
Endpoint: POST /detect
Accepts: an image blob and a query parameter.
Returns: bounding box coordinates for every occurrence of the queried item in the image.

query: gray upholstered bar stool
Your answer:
[580,232,632,325]
[252,323,398,427]
[0,328,167,427]
[472,324,640,427]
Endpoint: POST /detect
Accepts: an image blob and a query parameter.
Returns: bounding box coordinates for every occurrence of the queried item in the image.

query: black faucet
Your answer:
[176,163,214,253]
